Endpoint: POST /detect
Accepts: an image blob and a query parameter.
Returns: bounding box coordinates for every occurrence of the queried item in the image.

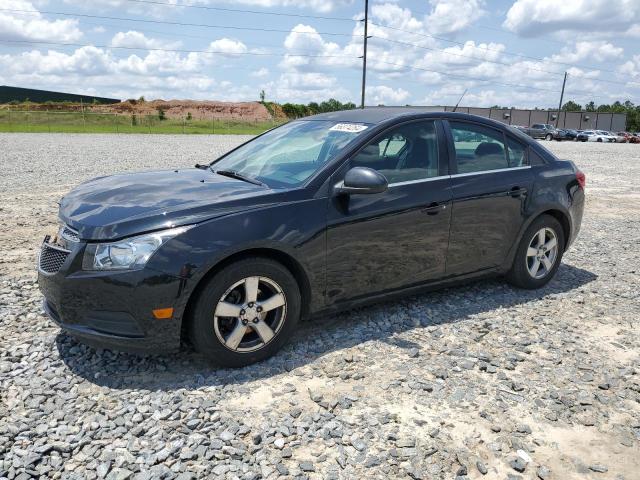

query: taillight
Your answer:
[576,170,586,189]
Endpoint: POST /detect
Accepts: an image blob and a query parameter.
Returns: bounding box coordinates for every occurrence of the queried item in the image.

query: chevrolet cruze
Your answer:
[38,110,585,367]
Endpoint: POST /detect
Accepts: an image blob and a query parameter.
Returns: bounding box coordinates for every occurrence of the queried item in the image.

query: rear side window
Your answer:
[450,122,508,174]
[506,138,529,167]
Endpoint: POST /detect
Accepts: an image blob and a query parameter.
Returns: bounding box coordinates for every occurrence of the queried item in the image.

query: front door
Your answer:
[325,119,452,305]
[444,120,533,275]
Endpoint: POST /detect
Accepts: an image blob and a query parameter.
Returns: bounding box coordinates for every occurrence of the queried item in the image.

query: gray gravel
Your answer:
[1,134,639,479]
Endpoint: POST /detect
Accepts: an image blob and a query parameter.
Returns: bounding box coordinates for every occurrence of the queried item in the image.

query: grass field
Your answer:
[0,110,285,135]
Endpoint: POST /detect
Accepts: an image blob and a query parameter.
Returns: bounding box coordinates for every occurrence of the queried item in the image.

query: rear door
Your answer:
[444,120,533,275]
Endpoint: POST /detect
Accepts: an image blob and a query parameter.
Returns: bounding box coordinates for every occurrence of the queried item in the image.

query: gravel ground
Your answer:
[1,134,639,480]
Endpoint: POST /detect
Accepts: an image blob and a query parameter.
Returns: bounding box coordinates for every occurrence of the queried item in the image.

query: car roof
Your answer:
[303,107,514,129]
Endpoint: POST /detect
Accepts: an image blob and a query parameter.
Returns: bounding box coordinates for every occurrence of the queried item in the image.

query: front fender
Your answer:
[146,198,328,320]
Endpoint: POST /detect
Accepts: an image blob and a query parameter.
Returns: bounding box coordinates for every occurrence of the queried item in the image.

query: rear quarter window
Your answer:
[529,147,549,166]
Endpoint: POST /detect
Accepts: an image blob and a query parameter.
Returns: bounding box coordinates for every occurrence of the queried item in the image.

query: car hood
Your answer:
[59,168,281,240]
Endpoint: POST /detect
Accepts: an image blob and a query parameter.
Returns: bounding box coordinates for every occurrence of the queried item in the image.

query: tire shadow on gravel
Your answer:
[55,263,596,391]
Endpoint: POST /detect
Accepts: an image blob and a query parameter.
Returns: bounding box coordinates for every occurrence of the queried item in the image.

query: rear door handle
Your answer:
[510,187,527,198]
[422,202,446,215]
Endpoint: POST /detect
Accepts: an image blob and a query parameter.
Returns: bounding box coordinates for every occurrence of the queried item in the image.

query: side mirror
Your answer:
[334,166,388,195]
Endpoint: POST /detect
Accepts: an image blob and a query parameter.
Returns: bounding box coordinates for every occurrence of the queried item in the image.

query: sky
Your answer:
[0,0,639,108]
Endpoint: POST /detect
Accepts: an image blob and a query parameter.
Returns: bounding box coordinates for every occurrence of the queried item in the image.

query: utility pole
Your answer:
[556,71,567,128]
[360,0,369,109]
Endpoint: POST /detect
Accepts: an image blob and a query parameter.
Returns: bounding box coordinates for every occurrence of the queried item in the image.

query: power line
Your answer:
[0,8,360,38]
[123,0,355,21]
[0,39,360,60]
[370,59,600,97]
[368,22,619,75]
[372,36,632,86]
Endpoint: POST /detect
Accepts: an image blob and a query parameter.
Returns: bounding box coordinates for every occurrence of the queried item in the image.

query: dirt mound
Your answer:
[1,99,287,121]
[95,100,281,121]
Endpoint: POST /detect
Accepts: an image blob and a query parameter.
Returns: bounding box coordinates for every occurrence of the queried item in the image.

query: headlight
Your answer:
[83,226,190,271]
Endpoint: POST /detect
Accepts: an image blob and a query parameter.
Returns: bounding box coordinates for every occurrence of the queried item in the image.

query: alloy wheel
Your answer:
[526,227,559,279]
[213,276,287,353]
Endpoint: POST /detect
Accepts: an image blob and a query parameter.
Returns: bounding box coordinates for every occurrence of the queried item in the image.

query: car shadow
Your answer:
[55,263,597,391]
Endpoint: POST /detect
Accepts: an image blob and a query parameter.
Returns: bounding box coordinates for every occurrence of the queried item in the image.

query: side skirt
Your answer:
[310,267,502,319]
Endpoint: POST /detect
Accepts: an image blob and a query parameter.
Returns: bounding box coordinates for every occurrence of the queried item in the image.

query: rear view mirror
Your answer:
[334,166,388,195]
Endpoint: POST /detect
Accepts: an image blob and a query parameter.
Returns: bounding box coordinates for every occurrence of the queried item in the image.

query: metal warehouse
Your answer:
[413,106,627,132]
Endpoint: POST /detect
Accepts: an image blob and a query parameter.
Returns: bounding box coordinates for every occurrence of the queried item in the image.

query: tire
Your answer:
[188,257,301,367]
[545,134,553,141]
[597,138,602,142]
[506,215,565,289]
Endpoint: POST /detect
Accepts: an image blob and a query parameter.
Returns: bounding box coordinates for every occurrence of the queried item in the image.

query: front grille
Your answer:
[61,225,80,243]
[39,243,70,274]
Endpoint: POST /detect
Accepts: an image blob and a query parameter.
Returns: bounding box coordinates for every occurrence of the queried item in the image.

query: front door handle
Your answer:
[510,187,527,198]
[422,202,446,215]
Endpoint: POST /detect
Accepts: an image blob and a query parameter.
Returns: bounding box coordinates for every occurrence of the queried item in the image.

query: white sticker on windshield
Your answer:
[330,123,368,133]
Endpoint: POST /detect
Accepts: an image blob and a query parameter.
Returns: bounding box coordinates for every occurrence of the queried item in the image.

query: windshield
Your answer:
[211,120,370,188]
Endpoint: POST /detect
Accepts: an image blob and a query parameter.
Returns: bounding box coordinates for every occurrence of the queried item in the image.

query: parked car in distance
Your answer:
[521,123,558,140]
[617,132,640,143]
[610,132,626,143]
[553,129,578,141]
[38,110,586,367]
[598,131,617,142]
[577,130,594,142]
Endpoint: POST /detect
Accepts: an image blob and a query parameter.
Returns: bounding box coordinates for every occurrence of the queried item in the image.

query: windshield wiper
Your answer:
[194,163,210,170]
[214,169,266,187]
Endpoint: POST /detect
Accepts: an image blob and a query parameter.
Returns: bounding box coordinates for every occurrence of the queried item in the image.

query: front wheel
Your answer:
[545,134,553,141]
[506,215,565,289]
[188,257,300,367]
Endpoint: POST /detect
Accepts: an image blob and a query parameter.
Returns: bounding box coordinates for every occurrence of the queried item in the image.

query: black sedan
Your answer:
[554,129,578,141]
[38,110,586,367]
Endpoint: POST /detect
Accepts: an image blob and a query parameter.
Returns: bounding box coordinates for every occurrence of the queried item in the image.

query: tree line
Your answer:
[560,100,639,131]
[279,99,357,119]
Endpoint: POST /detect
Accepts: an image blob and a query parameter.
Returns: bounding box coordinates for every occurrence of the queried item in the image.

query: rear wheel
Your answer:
[507,215,564,289]
[189,257,300,367]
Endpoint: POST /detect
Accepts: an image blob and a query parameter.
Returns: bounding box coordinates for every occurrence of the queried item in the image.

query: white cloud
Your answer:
[111,31,178,49]
[550,41,624,64]
[423,0,486,35]
[208,38,248,56]
[416,41,506,69]
[367,85,410,105]
[504,0,640,37]
[619,55,640,79]
[251,67,270,78]
[0,0,83,42]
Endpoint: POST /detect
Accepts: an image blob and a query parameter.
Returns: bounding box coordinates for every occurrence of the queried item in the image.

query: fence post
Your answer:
[7,110,11,132]
[148,115,151,134]
[114,114,119,134]
[27,112,30,132]
[182,117,185,134]
[47,110,51,133]
[211,115,214,135]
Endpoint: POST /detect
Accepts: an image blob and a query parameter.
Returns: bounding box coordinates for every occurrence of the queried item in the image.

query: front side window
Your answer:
[212,120,370,188]
[351,120,439,184]
[450,122,508,174]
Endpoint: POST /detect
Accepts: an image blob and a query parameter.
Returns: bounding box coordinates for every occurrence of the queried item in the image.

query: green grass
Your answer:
[0,111,285,135]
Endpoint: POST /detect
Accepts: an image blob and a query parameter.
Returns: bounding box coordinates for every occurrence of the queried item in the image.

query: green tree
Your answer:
[585,101,596,112]
[259,90,265,103]
[561,100,582,111]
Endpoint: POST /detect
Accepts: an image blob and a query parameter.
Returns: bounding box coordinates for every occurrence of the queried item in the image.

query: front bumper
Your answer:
[37,238,187,354]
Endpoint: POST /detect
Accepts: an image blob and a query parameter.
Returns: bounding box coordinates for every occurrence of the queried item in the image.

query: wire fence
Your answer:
[0,110,288,135]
